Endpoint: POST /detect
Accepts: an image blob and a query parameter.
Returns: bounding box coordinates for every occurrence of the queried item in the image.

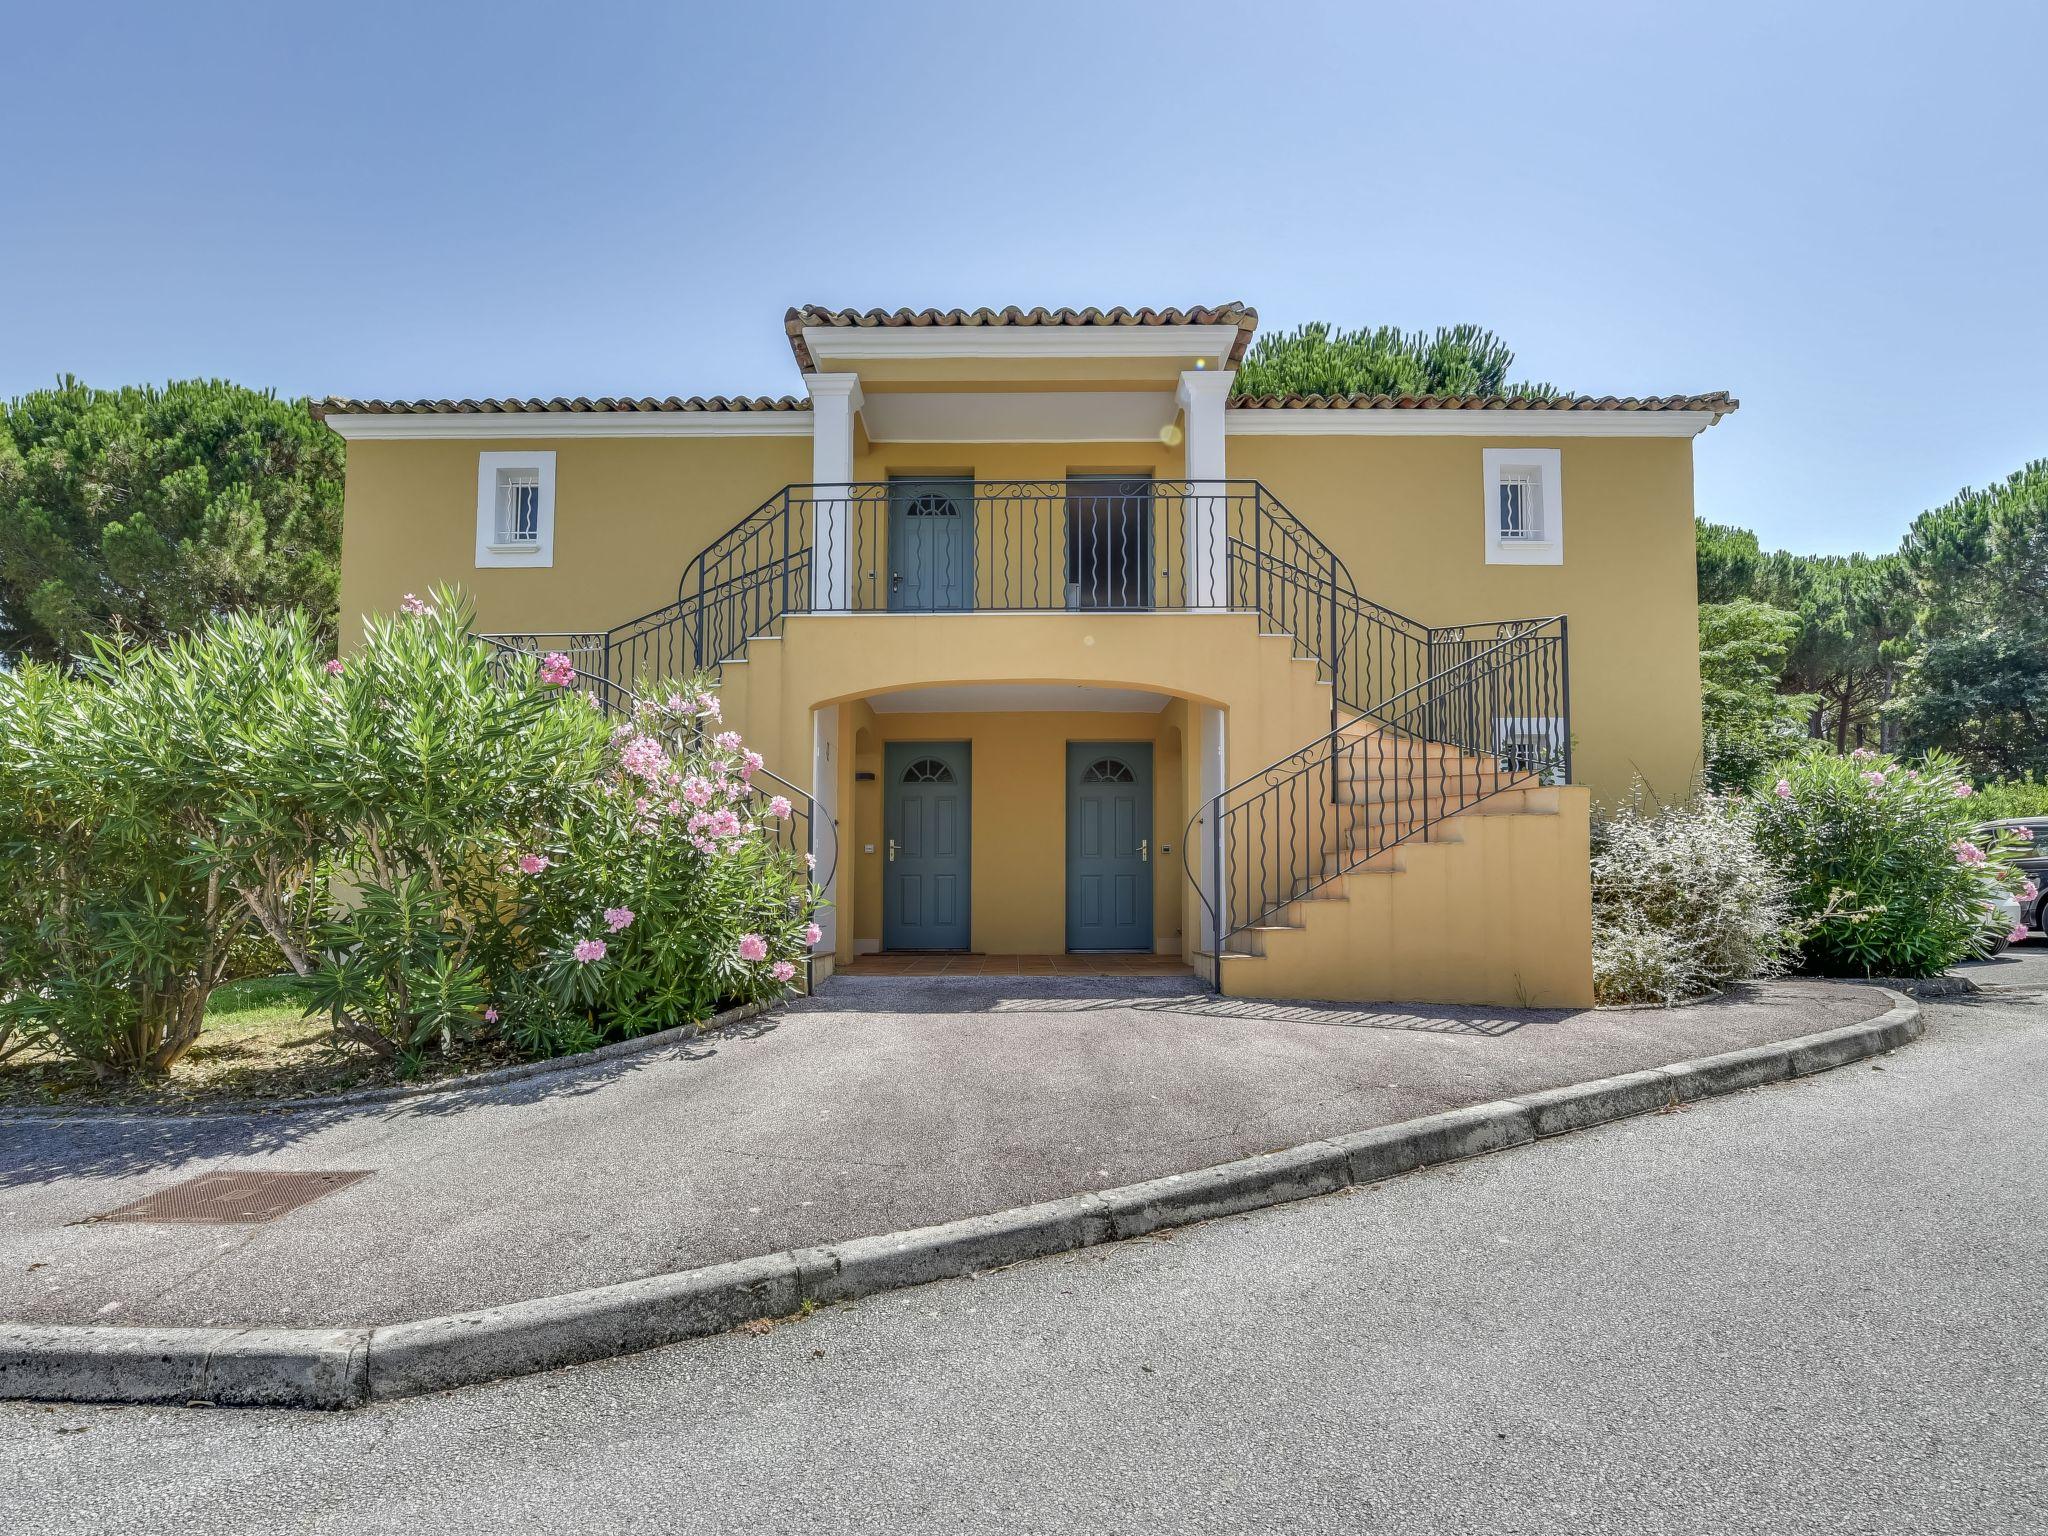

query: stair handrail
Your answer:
[1182,616,1569,980]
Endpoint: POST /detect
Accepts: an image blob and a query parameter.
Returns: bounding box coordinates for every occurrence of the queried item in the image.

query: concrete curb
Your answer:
[0,990,1920,1410]
[0,998,780,1123]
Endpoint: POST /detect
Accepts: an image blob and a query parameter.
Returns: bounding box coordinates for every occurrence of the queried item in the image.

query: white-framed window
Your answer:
[475,450,556,568]
[1482,447,1562,565]
[1494,716,1569,784]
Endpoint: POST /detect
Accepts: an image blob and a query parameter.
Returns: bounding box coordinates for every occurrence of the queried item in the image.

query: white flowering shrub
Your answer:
[1591,794,1798,1005]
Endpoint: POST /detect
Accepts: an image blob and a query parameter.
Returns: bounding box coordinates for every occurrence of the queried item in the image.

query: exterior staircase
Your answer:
[485,477,1591,1007]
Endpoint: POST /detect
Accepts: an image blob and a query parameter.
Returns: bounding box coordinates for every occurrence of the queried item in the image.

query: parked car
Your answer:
[1976,818,2048,937]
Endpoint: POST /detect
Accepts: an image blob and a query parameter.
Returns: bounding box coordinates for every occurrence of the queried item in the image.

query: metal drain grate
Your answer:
[91,1170,371,1226]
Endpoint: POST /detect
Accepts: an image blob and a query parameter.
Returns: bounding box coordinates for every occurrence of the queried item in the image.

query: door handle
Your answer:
[887,838,898,862]
[890,571,903,591]
[1138,838,1149,863]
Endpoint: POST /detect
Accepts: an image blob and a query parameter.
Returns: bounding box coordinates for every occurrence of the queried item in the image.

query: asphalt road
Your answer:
[1,975,1887,1328]
[8,960,2044,1534]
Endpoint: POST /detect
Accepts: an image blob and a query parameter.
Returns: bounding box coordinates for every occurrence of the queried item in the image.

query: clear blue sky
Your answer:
[3,0,2042,556]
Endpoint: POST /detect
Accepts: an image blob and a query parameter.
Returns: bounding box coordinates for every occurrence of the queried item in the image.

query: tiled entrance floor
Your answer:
[837,952,1195,978]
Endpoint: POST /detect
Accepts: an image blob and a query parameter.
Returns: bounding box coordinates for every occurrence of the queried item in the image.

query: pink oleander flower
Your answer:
[696,692,721,719]
[2012,825,2035,842]
[803,921,823,947]
[710,808,743,838]
[805,852,817,870]
[741,749,763,781]
[399,592,430,616]
[681,775,714,807]
[769,959,797,983]
[1952,840,1985,865]
[518,853,550,875]
[483,1006,499,1024]
[2023,880,2040,903]
[537,651,576,687]
[1774,779,1793,799]
[619,734,668,782]
[666,693,687,713]
[1954,782,1974,798]
[768,795,793,820]
[2010,924,2031,946]
[1850,747,1874,761]
[324,658,345,676]
[604,906,635,933]
[736,932,768,962]
[1861,770,1886,788]
[713,730,743,753]
[573,938,607,964]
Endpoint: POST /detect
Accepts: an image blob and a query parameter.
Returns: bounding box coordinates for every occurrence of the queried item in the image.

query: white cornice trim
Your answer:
[1224,409,1728,439]
[321,413,815,441]
[802,323,1242,367]
[803,373,865,409]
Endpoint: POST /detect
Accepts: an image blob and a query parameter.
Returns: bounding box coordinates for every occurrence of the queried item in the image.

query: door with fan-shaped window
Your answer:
[887,477,974,612]
[1066,743,1153,952]
[883,742,972,951]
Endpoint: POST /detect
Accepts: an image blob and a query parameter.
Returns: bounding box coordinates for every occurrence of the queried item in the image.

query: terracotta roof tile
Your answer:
[311,395,809,419]
[1225,390,1738,414]
[785,304,1259,370]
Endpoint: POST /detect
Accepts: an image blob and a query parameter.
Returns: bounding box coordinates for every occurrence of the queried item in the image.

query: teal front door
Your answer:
[888,478,974,612]
[884,742,971,951]
[1066,742,1153,952]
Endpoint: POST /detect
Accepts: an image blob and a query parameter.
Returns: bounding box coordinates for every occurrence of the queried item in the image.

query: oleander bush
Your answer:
[1591,794,1799,1005]
[0,591,821,1077]
[1751,748,2031,977]
[0,612,329,1072]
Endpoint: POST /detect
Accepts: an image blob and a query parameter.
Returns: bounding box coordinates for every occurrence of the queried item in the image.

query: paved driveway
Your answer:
[0,974,1893,1330]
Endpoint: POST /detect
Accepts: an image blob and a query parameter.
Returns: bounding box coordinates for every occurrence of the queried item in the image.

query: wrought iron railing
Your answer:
[1185,618,1569,974]
[487,480,1375,698]
[477,638,836,889]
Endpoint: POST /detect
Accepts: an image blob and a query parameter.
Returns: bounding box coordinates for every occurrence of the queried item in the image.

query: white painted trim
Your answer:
[859,390,1175,444]
[1224,409,1726,438]
[802,324,1242,367]
[1482,447,1563,567]
[323,413,814,441]
[475,451,555,569]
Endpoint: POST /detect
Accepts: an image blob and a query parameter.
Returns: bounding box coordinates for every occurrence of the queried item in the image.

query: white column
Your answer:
[805,374,863,611]
[811,703,841,959]
[1177,369,1233,608]
[1195,703,1229,962]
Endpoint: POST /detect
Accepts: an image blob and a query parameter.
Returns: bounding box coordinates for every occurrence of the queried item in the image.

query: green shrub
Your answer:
[1972,775,2048,821]
[1751,748,2030,977]
[1591,795,1798,1005]
[295,593,818,1067]
[0,591,822,1078]
[0,612,327,1073]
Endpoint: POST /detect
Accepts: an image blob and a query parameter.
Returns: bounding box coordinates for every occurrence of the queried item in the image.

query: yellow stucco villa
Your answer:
[322,303,1736,1008]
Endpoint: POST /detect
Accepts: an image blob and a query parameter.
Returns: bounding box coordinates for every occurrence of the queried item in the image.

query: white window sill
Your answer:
[1487,539,1562,567]
[486,543,546,555]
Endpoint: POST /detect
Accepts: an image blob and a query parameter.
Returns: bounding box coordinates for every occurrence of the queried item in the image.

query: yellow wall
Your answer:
[844,707,1187,954]
[710,611,1342,964]
[336,435,810,646]
[1227,434,1704,806]
[1224,787,1597,1008]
